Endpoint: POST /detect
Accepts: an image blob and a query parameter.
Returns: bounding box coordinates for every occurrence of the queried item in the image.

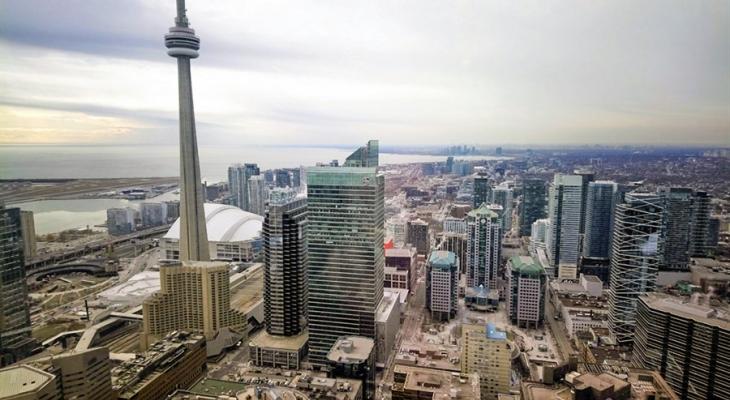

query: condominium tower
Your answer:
[229,163,260,211]
[465,204,501,290]
[248,175,268,216]
[491,184,513,234]
[473,173,491,208]
[607,193,664,345]
[546,174,583,272]
[263,197,308,336]
[519,178,546,237]
[632,293,729,400]
[306,154,384,366]
[582,181,617,259]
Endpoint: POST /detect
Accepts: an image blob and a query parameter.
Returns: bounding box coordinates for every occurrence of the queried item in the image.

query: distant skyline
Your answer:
[0,0,728,146]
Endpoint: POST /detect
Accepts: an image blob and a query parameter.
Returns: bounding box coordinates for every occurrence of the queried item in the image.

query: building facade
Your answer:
[50,347,113,400]
[465,204,501,290]
[582,181,617,259]
[406,219,430,255]
[632,293,729,400]
[491,184,513,234]
[519,178,546,237]
[461,323,511,400]
[19,211,36,260]
[263,197,308,336]
[546,174,584,272]
[142,262,247,348]
[506,256,546,328]
[608,193,664,345]
[306,164,385,367]
[443,217,467,235]
[228,163,260,211]
[426,251,458,322]
[140,202,167,228]
[473,173,491,208]
[113,332,206,400]
[0,206,34,367]
[107,207,136,236]
[247,175,268,216]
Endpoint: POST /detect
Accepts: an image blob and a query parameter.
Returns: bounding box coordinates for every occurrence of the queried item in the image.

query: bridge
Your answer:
[26,224,171,271]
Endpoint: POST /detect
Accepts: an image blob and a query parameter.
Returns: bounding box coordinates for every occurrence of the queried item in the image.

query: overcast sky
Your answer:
[0,0,728,147]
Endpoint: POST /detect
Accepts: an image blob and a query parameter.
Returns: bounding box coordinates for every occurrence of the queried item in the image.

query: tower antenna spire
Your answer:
[175,0,189,27]
[165,0,209,261]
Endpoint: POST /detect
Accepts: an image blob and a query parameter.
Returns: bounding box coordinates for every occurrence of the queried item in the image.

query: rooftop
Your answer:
[509,255,544,276]
[429,250,457,267]
[641,292,730,330]
[467,203,499,219]
[386,248,415,258]
[327,336,374,364]
[164,203,262,242]
[111,331,204,396]
[486,323,507,341]
[394,365,480,400]
[248,329,308,351]
[376,291,399,323]
[0,365,56,397]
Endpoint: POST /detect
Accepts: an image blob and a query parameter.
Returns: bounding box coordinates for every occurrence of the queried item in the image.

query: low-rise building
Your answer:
[392,365,480,400]
[327,337,375,400]
[248,329,308,370]
[49,347,113,400]
[0,364,61,400]
[385,248,416,292]
[112,331,206,400]
[376,291,401,368]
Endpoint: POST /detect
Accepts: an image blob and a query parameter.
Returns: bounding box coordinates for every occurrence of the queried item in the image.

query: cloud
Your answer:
[0,0,728,146]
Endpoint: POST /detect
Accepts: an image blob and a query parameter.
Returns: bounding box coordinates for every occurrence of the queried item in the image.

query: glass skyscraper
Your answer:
[228,163,260,211]
[472,173,491,208]
[306,166,385,366]
[582,181,617,259]
[608,193,664,345]
[0,205,34,366]
[263,197,308,336]
[518,178,546,237]
[546,174,583,271]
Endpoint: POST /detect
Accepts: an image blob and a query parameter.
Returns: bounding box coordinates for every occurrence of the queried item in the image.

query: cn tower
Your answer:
[165,0,209,261]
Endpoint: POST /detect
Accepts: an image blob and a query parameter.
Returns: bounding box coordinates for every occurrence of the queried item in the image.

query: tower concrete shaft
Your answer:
[165,0,209,261]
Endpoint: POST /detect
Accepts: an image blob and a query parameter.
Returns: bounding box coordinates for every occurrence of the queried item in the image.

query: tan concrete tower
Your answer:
[165,0,209,261]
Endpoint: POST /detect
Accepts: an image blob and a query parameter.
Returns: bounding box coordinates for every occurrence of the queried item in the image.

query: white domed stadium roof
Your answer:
[164,203,263,242]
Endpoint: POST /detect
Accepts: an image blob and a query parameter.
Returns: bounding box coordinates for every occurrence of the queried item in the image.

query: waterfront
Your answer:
[2,145,509,234]
[9,191,179,235]
[0,144,507,181]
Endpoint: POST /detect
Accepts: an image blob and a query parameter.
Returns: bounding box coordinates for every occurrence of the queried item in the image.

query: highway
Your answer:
[26,225,171,270]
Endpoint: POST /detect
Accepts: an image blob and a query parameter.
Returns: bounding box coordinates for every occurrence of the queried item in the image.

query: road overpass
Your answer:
[26,224,170,270]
